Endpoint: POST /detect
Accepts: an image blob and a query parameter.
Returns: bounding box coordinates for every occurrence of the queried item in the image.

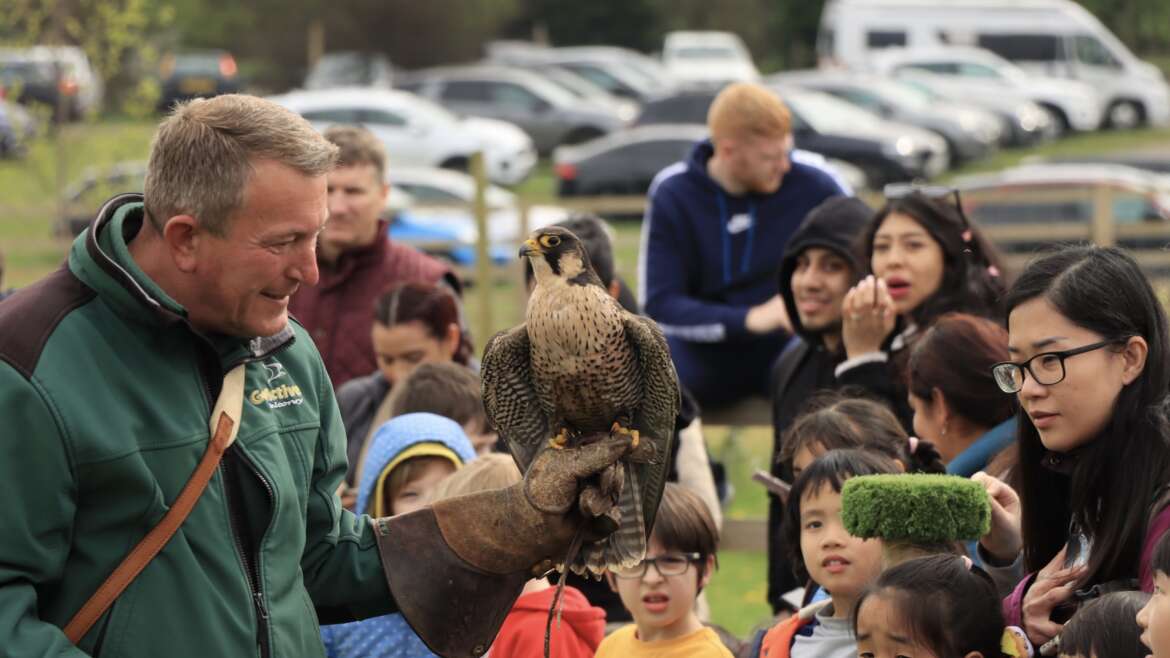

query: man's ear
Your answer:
[161,215,201,273]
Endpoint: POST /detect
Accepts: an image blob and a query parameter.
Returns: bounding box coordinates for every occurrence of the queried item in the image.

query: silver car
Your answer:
[400,65,628,154]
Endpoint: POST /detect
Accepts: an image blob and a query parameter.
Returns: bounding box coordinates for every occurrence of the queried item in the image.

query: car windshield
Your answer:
[670,46,740,60]
[396,93,460,123]
[784,91,884,133]
[513,74,578,106]
[172,54,223,75]
[868,79,932,110]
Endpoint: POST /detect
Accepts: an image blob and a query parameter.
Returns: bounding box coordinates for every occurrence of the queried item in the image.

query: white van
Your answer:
[818,0,1170,128]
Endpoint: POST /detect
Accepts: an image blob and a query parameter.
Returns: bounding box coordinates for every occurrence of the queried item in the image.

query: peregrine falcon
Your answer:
[482,226,680,575]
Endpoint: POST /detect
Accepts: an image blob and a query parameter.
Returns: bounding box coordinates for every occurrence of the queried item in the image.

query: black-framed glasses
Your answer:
[991,339,1129,394]
[613,552,703,580]
[883,182,970,230]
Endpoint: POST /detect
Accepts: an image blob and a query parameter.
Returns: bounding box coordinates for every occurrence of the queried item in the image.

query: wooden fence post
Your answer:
[472,152,492,348]
[1091,185,1116,247]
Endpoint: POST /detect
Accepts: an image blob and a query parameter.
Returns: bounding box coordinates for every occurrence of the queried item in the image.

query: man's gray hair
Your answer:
[143,94,338,235]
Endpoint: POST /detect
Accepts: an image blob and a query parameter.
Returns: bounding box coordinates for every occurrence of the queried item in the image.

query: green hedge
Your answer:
[841,474,991,543]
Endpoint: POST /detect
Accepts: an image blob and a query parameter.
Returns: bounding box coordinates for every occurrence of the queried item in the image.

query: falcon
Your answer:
[482,226,680,576]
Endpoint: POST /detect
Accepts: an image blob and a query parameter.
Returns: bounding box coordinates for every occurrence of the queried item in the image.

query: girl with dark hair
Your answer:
[1137,532,1170,657]
[334,281,474,506]
[1059,591,1151,658]
[779,392,946,477]
[977,246,1170,648]
[837,190,1007,431]
[907,313,1017,478]
[852,554,1029,658]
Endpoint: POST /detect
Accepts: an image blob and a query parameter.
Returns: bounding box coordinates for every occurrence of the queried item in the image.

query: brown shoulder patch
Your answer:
[0,265,95,379]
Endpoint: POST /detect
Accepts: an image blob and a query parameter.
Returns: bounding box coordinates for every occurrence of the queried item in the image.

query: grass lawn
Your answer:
[6,119,1170,637]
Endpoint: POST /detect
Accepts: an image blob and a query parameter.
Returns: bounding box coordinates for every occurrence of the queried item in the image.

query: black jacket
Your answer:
[767,196,871,613]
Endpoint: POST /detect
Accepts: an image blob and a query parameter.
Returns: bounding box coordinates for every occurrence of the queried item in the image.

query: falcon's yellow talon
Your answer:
[630,430,640,449]
[548,429,570,449]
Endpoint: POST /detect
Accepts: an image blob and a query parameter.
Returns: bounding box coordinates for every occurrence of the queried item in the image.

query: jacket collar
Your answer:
[70,193,295,365]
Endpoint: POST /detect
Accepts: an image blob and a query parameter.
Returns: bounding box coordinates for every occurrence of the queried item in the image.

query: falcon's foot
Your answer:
[547,427,571,450]
[610,421,640,449]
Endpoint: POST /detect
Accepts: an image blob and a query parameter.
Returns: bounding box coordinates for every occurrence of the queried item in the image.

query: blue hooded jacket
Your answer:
[639,140,849,403]
[320,413,476,658]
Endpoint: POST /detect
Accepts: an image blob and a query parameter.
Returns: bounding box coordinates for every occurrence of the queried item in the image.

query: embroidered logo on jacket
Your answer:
[250,360,303,409]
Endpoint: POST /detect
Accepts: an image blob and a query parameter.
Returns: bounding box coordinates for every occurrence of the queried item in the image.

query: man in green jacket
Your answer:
[0,95,630,657]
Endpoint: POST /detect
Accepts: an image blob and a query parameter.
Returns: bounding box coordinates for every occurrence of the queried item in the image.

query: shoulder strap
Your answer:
[63,364,247,644]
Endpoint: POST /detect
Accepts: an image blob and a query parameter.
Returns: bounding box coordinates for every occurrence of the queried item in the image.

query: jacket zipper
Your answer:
[196,338,291,657]
[222,451,274,658]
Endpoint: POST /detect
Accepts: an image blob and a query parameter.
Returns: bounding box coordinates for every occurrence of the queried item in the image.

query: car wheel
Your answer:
[564,127,604,145]
[1039,104,1071,136]
[440,156,470,172]
[1107,100,1143,130]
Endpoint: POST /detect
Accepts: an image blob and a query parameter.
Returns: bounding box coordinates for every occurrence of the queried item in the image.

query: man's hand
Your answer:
[745,294,792,335]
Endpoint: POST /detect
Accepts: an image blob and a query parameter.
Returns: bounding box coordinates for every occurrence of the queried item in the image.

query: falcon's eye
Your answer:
[541,235,562,248]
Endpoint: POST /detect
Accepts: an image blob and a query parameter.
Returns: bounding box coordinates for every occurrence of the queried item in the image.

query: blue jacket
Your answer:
[320,413,476,658]
[639,140,849,344]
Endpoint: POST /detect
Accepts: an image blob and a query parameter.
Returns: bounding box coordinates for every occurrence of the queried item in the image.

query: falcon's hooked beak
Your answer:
[519,238,542,258]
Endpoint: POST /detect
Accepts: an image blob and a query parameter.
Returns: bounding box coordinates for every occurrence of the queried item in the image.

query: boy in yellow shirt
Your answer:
[597,483,733,657]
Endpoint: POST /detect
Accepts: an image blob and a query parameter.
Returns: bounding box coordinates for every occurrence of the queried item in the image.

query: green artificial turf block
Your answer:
[841,474,991,543]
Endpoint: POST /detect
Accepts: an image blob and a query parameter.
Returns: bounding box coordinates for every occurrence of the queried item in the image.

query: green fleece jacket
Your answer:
[0,195,394,657]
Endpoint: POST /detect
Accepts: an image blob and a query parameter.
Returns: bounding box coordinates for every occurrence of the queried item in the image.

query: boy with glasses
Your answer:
[597,483,733,657]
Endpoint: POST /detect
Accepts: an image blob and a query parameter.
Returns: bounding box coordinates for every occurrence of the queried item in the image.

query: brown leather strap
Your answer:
[64,364,246,644]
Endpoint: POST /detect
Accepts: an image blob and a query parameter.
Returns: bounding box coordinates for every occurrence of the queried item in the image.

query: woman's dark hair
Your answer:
[1060,591,1151,658]
[908,313,1015,430]
[864,192,1007,327]
[852,554,1006,658]
[779,391,946,474]
[1155,529,1170,576]
[1006,246,1170,583]
[783,449,901,581]
[373,281,471,365]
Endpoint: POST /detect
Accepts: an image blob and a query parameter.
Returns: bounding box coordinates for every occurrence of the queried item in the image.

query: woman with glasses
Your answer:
[976,245,1170,649]
[837,187,1007,431]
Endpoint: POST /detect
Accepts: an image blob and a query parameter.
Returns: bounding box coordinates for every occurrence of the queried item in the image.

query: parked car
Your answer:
[770,70,1000,163]
[553,123,865,197]
[955,163,1170,272]
[817,0,1170,128]
[892,70,1054,146]
[398,65,628,154]
[0,46,101,120]
[270,87,537,186]
[869,46,1104,133]
[662,31,761,85]
[500,61,639,124]
[489,44,676,102]
[304,51,394,90]
[388,166,570,244]
[634,86,949,185]
[157,50,241,112]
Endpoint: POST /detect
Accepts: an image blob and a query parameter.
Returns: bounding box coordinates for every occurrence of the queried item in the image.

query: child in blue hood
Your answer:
[320,413,476,658]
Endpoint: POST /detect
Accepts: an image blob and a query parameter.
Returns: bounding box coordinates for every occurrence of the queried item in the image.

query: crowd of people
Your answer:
[4,80,1170,658]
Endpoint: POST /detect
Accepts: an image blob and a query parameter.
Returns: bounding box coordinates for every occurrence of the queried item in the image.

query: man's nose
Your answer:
[291,242,319,286]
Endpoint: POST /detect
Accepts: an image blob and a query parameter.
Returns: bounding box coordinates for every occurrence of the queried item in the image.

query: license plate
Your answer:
[179,77,216,95]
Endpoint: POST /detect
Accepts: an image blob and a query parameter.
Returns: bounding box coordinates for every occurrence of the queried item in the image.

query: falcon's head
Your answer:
[520,227,603,288]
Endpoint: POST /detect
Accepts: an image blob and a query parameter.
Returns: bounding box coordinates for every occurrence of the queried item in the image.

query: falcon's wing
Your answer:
[622,313,681,535]
[481,324,548,471]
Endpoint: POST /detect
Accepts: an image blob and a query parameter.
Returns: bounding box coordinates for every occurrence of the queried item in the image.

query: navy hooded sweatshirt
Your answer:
[639,139,849,406]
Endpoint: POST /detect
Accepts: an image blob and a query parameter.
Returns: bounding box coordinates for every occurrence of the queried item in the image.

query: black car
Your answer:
[157,50,240,112]
[553,124,703,197]
[634,87,950,185]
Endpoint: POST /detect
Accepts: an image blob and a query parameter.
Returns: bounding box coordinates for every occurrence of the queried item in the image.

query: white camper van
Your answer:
[818,0,1170,128]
